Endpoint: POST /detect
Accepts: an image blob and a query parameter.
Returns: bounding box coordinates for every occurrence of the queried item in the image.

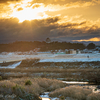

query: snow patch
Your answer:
[39,58,100,62]
[0,53,100,63]
[0,61,21,69]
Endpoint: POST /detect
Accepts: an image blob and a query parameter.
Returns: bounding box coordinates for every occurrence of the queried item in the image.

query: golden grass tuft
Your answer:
[49,86,92,100]
[87,93,100,100]
[0,77,66,96]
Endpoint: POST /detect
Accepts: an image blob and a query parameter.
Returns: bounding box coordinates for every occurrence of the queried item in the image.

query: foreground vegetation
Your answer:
[0,58,100,99]
[0,59,100,84]
[0,41,86,52]
[0,77,100,100]
[49,86,100,100]
[0,77,66,100]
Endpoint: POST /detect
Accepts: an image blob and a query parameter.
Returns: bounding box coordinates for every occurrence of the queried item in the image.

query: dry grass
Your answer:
[0,77,66,96]
[0,61,19,66]
[32,61,100,69]
[87,93,100,100]
[0,68,99,73]
[0,59,100,99]
[1,59,100,70]
[0,68,100,84]
[49,86,92,100]
[17,58,40,68]
[34,78,66,91]
[0,76,99,100]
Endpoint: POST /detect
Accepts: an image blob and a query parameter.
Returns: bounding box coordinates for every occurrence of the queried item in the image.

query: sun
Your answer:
[10,5,48,22]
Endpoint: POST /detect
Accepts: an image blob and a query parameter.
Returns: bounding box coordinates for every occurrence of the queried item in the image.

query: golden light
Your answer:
[22,0,33,3]
[10,2,48,23]
[7,0,67,23]
[41,98,50,100]
[73,37,100,42]
[87,37,100,41]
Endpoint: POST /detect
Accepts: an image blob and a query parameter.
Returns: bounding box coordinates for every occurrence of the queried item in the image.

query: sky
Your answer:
[0,0,100,44]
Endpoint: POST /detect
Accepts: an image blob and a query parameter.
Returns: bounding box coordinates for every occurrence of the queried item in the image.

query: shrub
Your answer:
[87,43,95,49]
[59,96,65,100]
[87,93,100,100]
[0,76,2,80]
[12,84,19,90]
[25,80,32,85]
[49,86,92,100]
[86,71,100,84]
[94,88,97,91]
[35,78,66,91]
[2,84,6,88]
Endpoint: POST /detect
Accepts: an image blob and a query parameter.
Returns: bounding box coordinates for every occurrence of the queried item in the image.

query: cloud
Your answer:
[73,37,100,42]
[65,1,95,8]
[0,13,100,43]
[1,17,100,42]
[0,3,12,18]
[0,0,21,3]
[30,0,93,5]
[32,4,41,9]
[30,0,97,12]
[0,0,99,22]
[49,19,100,41]
[30,0,99,7]
[59,21,87,28]
[17,7,23,11]
[46,17,60,24]
[0,17,59,43]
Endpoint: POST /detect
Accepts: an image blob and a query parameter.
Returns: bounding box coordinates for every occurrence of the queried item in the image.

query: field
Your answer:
[0,52,100,100]
[0,52,100,63]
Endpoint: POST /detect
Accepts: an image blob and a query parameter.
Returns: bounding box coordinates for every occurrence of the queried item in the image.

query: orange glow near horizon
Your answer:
[0,0,100,43]
[73,37,100,42]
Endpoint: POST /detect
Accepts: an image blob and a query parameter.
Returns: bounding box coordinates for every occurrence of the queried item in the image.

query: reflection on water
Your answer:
[40,81,90,100]
[62,81,88,84]
[42,98,51,100]
[40,92,51,100]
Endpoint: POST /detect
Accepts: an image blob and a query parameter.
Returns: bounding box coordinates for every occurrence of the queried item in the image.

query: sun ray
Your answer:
[9,1,48,22]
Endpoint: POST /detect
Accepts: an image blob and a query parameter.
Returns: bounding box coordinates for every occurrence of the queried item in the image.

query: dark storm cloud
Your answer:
[69,28,100,40]
[0,17,100,43]
[49,23,100,41]
[60,21,87,28]
[0,17,59,43]
[46,17,60,24]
